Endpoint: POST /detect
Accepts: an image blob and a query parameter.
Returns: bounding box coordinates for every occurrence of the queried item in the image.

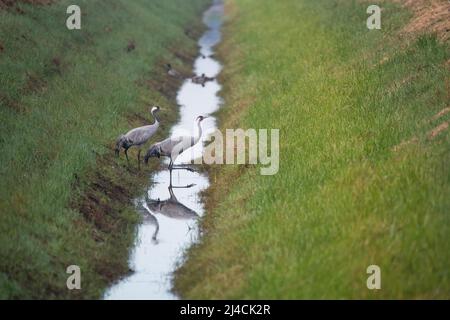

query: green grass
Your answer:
[0,0,208,299]
[175,0,450,299]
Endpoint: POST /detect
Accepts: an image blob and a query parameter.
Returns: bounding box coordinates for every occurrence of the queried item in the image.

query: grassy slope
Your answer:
[176,0,450,298]
[0,0,208,299]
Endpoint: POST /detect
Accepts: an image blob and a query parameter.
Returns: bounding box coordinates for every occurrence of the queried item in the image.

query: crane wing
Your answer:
[159,135,196,159]
[125,124,158,146]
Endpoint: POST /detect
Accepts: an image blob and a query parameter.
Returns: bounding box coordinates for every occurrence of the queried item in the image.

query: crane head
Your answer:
[151,105,160,113]
[196,115,208,122]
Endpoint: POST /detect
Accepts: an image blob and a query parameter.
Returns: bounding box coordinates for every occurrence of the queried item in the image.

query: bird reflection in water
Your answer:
[136,205,160,244]
[138,184,199,244]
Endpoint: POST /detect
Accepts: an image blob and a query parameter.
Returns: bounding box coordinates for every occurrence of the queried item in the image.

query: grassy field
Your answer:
[175,0,450,298]
[0,0,207,299]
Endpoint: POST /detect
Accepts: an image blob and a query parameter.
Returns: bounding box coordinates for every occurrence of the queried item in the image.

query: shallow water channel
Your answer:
[104,1,224,300]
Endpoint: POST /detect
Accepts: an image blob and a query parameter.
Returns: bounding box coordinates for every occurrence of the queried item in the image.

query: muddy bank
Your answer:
[394,0,450,41]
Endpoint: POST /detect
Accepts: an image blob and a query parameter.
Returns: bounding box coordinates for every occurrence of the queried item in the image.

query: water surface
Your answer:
[104,1,224,300]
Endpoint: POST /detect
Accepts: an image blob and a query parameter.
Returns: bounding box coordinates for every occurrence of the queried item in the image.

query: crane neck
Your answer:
[152,111,160,124]
[194,120,203,143]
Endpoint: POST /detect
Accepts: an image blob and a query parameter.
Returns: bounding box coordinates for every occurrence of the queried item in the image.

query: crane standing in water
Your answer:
[144,115,208,180]
[115,106,161,169]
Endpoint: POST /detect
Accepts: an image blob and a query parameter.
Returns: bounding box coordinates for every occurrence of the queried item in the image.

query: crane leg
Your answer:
[167,158,194,172]
[171,164,196,172]
[125,148,129,164]
[171,183,196,188]
[168,158,174,187]
[168,158,196,188]
[137,149,141,170]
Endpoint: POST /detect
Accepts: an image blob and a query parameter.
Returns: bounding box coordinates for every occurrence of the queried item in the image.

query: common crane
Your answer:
[144,115,208,175]
[115,106,161,169]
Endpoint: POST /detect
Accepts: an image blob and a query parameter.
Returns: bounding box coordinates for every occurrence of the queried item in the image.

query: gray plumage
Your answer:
[115,106,161,168]
[144,115,207,170]
[146,186,198,220]
[191,73,214,87]
[166,63,180,78]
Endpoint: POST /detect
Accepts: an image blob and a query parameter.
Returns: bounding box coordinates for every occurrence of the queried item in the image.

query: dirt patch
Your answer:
[74,159,132,232]
[0,92,28,113]
[430,106,450,122]
[428,121,449,139]
[23,72,47,94]
[391,136,419,152]
[394,0,450,41]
